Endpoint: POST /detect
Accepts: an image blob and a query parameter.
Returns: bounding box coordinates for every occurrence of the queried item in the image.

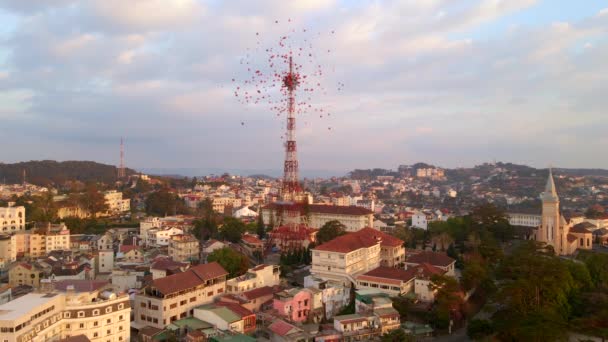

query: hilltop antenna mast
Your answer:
[282,56,302,202]
[118,137,126,179]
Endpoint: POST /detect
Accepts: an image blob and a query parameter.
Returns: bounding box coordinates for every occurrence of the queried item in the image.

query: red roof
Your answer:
[265,203,373,216]
[152,262,228,295]
[241,234,263,245]
[357,267,416,285]
[314,227,403,253]
[119,245,141,254]
[570,222,595,234]
[411,263,445,279]
[406,251,455,267]
[215,302,254,318]
[241,286,275,300]
[268,319,298,336]
[150,259,189,272]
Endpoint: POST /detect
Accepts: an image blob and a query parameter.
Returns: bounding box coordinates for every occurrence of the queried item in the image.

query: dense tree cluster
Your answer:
[316,220,347,245]
[145,190,188,216]
[207,247,249,278]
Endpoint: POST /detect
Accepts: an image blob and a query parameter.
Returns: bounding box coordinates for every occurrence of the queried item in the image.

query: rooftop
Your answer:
[314,227,403,253]
[406,251,455,267]
[357,266,416,285]
[151,262,228,295]
[0,292,60,321]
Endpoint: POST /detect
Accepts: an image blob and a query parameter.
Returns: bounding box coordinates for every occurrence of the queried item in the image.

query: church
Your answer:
[536,170,593,255]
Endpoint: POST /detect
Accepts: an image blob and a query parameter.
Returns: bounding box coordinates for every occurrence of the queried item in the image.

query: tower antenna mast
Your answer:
[282,56,302,202]
[118,137,126,179]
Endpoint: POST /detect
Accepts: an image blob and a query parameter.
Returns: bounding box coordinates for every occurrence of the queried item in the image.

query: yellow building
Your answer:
[262,203,373,231]
[8,263,45,288]
[133,262,228,330]
[168,234,199,263]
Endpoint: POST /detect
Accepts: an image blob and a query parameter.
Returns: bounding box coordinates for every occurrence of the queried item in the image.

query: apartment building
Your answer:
[311,228,404,286]
[133,262,228,330]
[9,263,45,288]
[104,191,131,215]
[20,223,71,258]
[0,205,25,232]
[0,280,130,342]
[0,234,17,263]
[146,227,184,247]
[168,234,199,263]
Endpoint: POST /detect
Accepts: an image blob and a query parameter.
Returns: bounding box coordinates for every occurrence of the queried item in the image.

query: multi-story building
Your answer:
[356,267,416,296]
[0,234,17,263]
[404,251,456,277]
[21,223,71,258]
[262,203,373,231]
[0,280,130,342]
[104,191,131,215]
[311,228,404,286]
[9,263,46,288]
[0,205,25,232]
[507,212,542,227]
[226,264,280,293]
[146,227,184,247]
[133,262,228,330]
[168,234,199,263]
[411,212,429,230]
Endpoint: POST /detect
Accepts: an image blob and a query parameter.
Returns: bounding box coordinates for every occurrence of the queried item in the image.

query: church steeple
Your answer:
[541,168,558,202]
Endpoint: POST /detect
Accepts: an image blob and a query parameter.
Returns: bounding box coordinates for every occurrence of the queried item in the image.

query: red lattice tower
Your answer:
[118,137,126,179]
[282,56,302,201]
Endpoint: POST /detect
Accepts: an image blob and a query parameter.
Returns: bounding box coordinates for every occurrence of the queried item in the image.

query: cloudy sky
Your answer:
[0,0,607,174]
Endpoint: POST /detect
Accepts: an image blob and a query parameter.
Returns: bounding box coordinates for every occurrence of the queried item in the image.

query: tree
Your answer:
[316,220,347,245]
[80,183,108,218]
[207,247,249,278]
[145,190,186,216]
[392,226,412,246]
[256,214,266,239]
[467,319,494,340]
[430,274,464,329]
[220,217,246,243]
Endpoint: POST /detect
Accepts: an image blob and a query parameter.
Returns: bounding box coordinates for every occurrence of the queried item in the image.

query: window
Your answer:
[64,312,71,318]
[77,311,85,318]
[94,322,98,327]
[93,333,98,337]
[170,303,177,309]
[118,304,124,310]
[105,307,112,313]
[79,323,84,329]
[106,319,111,324]
[140,302,146,308]
[65,324,70,329]
[92,309,99,316]
[190,297,196,302]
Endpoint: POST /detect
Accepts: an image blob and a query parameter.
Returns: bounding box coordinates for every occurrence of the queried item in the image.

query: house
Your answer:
[411,212,429,230]
[233,206,258,219]
[333,313,379,340]
[9,262,45,288]
[226,264,280,293]
[119,245,144,262]
[150,257,190,280]
[356,266,416,296]
[272,288,323,323]
[304,276,350,319]
[412,263,446,302]
[405,250,456,276]
[267,319,313,342]
[193,302,256,335]
[201,239,227,262]
[240,234,264,256]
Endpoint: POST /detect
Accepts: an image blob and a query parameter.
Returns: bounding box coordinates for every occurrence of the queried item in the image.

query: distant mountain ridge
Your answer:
[0,160,135,186]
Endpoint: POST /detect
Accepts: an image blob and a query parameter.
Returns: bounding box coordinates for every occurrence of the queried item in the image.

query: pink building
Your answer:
[273,288,313,323]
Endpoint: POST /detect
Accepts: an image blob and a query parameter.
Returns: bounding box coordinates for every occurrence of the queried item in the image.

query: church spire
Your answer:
[541,168,558,201]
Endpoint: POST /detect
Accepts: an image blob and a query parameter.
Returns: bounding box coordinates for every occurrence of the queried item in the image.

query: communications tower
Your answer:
[118,137,126,179]
[281,56,303,202]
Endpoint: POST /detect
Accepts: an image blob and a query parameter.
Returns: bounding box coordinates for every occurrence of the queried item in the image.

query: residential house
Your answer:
[168,234,199,263]
[405,251,456,277]
[193,302,256,335]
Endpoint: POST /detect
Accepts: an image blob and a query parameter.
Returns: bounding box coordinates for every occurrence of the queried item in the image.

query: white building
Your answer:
[226,264,280,293]
[96,250,114,274]
[411,212,429,230]
[0,281,130,342]
[0,205,25,233]
[146,227,184,247]
[507,213,542,227]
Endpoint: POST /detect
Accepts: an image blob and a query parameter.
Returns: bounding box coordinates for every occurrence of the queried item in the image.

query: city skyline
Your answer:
[1,1,608,171]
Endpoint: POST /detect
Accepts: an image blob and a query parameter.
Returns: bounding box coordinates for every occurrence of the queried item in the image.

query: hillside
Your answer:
[0,160,136,186]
